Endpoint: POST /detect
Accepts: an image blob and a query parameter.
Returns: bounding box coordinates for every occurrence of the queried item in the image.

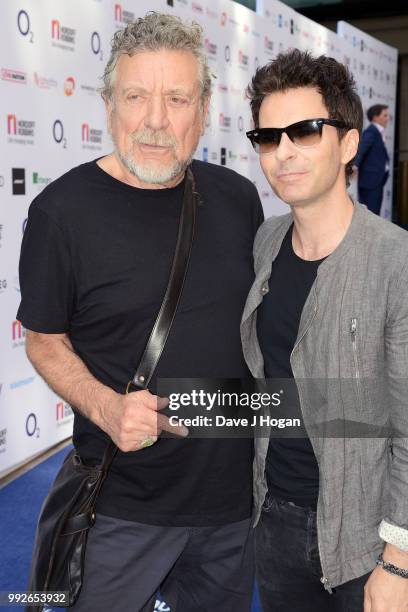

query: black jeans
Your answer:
[69,513,254,612]
[256,495,370,612]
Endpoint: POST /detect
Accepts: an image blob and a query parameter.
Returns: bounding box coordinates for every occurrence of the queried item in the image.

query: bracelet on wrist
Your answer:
[376,553,408,579]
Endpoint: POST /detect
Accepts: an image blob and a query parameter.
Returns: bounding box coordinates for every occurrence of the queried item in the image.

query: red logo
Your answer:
[64,76,75,96]
[56,402,64,420]
[114,4,122,21]
[12,320,25,341]
[51,19,60,39]
[7,114,17,135]
[82,123,89,141]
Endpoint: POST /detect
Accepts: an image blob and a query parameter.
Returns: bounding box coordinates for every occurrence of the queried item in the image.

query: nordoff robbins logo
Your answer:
[264,36,274,53]
[82,123,102,143]
[204,38,217,57]
[51,19,76,52]
[219,113,231,130]
[82,123,103,150]
[238,50,249,68]
[114,4,135,24]
[7,114,35,138]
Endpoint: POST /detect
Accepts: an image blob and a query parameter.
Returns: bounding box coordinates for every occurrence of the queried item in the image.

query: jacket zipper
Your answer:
[350,318,362,407]
[290,286,332,594]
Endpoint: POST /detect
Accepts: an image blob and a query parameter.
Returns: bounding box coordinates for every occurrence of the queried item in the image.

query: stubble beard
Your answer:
[115,128,194,185]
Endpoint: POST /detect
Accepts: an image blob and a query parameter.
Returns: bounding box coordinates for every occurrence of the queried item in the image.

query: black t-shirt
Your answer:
[257,225,324,508]
[17,158,264,526]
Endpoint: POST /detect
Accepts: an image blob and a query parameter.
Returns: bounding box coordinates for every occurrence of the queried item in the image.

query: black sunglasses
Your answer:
[246,118,348,155]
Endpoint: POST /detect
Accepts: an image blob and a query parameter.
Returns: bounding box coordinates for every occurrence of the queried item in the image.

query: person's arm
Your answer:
[17,201,187,453]
[364,261,408,611]
[25,330,188,451]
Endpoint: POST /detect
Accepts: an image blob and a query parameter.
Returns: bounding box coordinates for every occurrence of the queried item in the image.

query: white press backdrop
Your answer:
[0,0,398,477]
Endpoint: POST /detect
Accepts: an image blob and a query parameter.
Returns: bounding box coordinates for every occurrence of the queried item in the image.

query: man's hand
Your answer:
[24,330,189,452]
[98,389,189,452]
[364,544,408,611]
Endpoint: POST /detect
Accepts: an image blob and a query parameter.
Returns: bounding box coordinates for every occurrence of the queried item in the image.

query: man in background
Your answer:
[354,104,390,215]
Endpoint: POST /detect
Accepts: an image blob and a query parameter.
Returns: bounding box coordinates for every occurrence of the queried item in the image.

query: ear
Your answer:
[201,96,211,135]
[341,128,360,166]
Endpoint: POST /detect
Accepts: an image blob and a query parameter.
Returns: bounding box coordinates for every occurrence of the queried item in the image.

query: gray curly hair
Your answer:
[101,12,211,105]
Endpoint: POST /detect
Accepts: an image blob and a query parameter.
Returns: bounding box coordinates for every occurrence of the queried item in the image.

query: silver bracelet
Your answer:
[376,553,408,579]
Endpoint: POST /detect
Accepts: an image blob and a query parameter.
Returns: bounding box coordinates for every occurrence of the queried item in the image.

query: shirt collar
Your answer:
[372,121,385,134]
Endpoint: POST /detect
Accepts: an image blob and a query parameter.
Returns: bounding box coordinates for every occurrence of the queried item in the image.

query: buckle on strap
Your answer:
[125,380,144,394]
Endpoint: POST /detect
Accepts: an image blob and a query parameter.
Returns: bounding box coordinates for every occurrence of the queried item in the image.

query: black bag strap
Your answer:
[99,166,198,471]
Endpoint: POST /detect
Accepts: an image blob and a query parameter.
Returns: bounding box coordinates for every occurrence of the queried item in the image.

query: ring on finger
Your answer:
[140,436,156,449]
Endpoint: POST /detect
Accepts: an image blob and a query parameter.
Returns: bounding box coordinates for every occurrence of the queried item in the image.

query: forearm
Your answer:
[25,331,117,431]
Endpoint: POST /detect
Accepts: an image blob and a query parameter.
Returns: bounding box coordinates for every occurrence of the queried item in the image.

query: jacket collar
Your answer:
[263,201,368,273]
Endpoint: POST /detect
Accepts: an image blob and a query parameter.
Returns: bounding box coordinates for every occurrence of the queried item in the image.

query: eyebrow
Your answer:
[121,85,193,97]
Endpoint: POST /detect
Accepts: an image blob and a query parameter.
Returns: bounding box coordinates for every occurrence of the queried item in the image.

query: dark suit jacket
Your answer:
[355,123,389,190]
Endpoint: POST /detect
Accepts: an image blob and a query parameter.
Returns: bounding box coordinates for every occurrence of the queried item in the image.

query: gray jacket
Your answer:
[241,202,408,589]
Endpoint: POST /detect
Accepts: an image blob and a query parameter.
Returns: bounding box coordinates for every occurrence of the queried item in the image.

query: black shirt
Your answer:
[17,158,264,525]
[257,225,324,508]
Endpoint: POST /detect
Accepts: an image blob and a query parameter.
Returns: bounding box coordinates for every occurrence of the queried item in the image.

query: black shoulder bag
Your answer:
[26,167,197,611]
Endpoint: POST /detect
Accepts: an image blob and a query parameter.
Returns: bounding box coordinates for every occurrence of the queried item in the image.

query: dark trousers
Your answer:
[358,186,384,215]
[68,513,254,612]
[256,496,370,612]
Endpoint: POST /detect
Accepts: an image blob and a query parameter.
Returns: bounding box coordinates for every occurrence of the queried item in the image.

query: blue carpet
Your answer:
[0,446,261,611]
[0,445,74,610]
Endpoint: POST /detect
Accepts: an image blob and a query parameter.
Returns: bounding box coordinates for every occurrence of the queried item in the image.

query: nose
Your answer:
[144,95,170,132]
[274,132,297,162]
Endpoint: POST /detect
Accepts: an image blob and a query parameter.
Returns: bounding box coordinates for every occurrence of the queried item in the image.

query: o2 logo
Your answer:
[17,10,34,43]
[91,32,103,61]
[53,120,67,149]
[26,413,40,438]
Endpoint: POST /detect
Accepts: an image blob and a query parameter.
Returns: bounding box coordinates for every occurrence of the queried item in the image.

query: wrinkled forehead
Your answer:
[113,49,201,96]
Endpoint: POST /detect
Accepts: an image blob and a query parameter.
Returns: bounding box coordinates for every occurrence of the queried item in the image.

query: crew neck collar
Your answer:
[92,157,187,197]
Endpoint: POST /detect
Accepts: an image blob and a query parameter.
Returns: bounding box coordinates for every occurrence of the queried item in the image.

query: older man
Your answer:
[18,13,263,612]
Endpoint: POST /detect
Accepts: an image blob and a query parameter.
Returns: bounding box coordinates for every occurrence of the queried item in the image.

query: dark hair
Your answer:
[246,49,363,181]
[367,104,388,122]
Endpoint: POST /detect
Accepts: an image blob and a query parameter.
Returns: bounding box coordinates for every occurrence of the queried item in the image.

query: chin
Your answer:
[274,185,309,205]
